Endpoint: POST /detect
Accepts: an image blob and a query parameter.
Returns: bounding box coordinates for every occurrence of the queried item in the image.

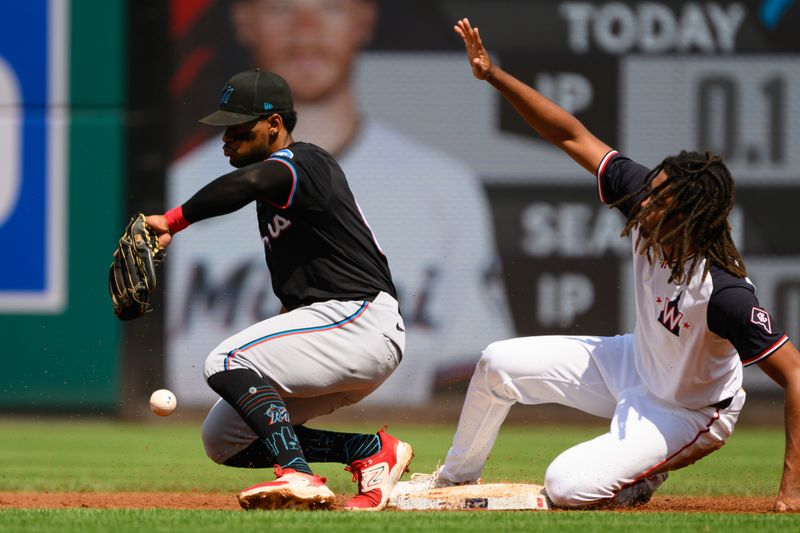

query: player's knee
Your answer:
[544,457,605,508]
[203,349,227,379]
[478,340,514,377]
[544,472,589,508]
[473,340,521,401]
[204,345,263,379]
[203,348,251,379]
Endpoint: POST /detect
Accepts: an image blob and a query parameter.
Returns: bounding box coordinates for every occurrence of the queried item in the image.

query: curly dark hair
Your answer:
[276,110,297,133]
[611,150,746,285]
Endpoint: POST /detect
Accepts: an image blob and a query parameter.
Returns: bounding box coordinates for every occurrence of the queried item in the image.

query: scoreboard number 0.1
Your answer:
[624,57,798,180]
[697,73,787,164]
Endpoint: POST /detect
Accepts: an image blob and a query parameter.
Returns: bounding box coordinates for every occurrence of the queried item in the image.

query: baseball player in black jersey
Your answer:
[145,69,412,511]
[396,19,800,512]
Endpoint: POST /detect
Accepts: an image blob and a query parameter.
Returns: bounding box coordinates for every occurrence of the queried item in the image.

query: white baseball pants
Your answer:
[439,334,745,507]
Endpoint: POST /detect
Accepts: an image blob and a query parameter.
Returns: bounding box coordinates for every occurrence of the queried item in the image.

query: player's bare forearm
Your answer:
[757,342,800,512]
[454,17,610,175]
[778,378,800,512]
[485,67,610,173]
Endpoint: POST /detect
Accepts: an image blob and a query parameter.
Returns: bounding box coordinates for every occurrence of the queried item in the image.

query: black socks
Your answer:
[207,369,312,474]
[293,426,381,464]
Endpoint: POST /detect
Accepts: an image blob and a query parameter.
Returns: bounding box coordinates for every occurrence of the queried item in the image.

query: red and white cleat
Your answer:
[343,427,414,511]
[238,466,335,510]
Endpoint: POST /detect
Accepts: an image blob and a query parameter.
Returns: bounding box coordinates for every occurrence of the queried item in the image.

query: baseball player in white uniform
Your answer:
[394,19,800,512]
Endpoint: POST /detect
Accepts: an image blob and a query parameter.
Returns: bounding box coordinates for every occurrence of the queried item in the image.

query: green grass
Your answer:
[0,419,785,495]
[0,419,796,532]
[1,508,799,533]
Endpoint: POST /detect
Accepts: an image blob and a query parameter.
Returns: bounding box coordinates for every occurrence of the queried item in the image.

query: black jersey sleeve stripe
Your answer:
[596,149,618,204]
[266,158,298,209]
[741,334,789,366]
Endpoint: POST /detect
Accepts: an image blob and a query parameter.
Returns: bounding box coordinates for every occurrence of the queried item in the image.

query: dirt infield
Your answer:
[0,492,776,513]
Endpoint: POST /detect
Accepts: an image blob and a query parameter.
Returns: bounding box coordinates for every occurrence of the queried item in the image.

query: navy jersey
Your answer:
[596,150,788,407]
[256,142,396,310]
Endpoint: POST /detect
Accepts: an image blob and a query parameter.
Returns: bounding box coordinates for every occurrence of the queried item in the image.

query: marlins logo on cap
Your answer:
[200,69,294,127]
[220,84,235,104]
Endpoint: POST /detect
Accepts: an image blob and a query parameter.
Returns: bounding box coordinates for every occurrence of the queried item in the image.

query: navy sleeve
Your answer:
[596,150,653,217]
[181,158,295,223]
[707,274,789,366]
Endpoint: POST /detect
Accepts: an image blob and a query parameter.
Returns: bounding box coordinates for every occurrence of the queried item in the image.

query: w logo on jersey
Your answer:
[657,291,684,336]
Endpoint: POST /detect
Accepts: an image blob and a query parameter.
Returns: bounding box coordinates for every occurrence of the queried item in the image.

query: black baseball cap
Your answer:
[199,69,294,127]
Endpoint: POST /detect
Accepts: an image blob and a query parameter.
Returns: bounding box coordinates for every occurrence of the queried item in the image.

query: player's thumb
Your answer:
[157,233,172,250]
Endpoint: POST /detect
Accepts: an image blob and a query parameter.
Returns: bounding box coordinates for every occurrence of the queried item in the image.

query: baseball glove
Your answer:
[108,213,165,321]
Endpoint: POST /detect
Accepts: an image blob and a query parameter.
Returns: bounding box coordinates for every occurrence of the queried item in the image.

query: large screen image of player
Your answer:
[166,0,800,407]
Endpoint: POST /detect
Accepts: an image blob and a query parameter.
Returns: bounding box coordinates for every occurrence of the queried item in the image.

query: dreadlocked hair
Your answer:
[610,150,746,285]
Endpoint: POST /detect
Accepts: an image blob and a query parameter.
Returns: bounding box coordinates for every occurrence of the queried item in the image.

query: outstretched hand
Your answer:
[453,18,493,80]
[145,214,173,250]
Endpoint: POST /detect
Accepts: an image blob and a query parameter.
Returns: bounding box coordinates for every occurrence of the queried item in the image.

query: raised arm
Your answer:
[454,18,611,174]
[757,341,800,512]
[146,159,294,249]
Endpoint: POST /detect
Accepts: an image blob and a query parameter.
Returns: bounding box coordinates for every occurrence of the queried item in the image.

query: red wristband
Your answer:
[164,206,189,234]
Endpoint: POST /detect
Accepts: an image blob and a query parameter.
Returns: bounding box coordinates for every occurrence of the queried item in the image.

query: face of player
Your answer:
[222,118,272,168]
[639,170,685,255]
[232,0,376,103]
[639,170,670,239]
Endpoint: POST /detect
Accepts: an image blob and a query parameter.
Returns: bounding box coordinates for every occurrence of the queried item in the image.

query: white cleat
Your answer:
[390,465,480,501]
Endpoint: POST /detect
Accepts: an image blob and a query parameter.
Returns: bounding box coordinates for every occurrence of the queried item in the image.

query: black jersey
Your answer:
[255,142,396,310]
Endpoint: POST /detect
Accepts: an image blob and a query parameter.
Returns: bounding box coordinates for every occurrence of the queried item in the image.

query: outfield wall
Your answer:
[0,0,126,410]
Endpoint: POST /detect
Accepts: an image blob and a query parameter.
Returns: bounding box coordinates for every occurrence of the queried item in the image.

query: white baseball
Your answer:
[149,389,177,416]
